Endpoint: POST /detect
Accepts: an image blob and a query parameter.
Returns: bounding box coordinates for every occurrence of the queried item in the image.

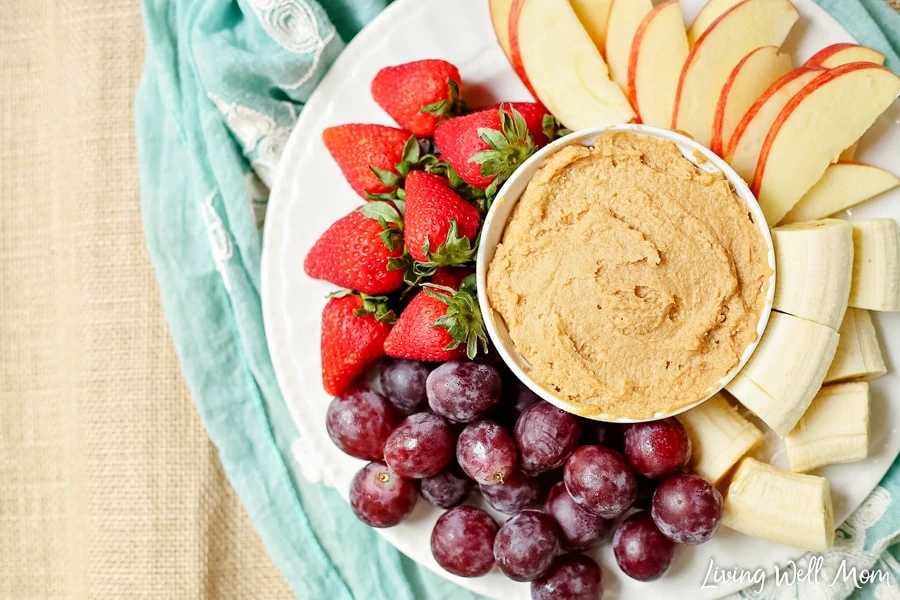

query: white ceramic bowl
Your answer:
[475,124,777,422]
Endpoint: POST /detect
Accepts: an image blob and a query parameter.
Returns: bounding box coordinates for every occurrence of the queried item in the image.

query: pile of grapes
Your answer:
[326,355,724,599]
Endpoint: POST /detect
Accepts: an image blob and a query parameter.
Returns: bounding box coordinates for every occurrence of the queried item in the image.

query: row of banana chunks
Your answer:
[677,217,899,553]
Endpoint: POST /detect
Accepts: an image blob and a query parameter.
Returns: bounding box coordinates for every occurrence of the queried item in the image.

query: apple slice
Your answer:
[725,67,824,183]
[508,0,536,96]
[780,162,900,224]
[672,0,799,148]
[490,0,515,59]
[711,46,792,156]
[805,43,886,68]
[604,0,653,95]
[839,142,859,162]
[753,63,900,225]
[570,0,614,52]
[628,1,690,128]
[687,0,744,46]
[517,0,634,130]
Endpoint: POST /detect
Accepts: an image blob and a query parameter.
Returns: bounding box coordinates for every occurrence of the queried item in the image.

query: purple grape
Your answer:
[624,419,692,479]
[349,462,418,528]
[431,505,499,577]
[531,554,604,600]
[651,473,723,545]
[514,402,581,474]
[580,420,624,451]
[383,412,455,478]
[380,359,432,411]
[420,463,472,509]
[479,470,548,515]
[427,360,502,422]
[613,511,676,581]
[326,389,402,460]
[564,445,637,519]
[543,482,610,551]
[493,510,561,582]
[457,420,517,485]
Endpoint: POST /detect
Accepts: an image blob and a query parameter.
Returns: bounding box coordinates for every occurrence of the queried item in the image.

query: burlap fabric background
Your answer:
[0,0,897,598]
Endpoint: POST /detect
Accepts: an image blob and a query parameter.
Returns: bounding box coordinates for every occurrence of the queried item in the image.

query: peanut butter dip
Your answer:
[486,132,771,418]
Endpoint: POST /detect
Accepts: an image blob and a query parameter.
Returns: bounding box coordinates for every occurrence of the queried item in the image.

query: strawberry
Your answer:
[433,106,538,195]
[490,102,571,146]
[490,102,552,146]
[320,292,394,395]
[404,171,481,265]
[430,266,474,289]
[384,282,487,361]
[304,203,406,294]
[372,59,467,138]
[322,124,412,199]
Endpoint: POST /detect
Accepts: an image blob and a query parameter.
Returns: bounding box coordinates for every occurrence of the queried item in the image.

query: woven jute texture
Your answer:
[1,0,898,599]
[0,1,293,598]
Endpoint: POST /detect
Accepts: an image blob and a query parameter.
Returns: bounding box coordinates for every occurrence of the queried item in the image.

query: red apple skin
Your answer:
[490,0,514,59]
[508,0,537,98]
[627,1,676,119]
[750,62,896,194]
[724,66,824,160]
[804,43,884,68]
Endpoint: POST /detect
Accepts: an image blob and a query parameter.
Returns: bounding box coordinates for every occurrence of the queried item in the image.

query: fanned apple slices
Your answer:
[804,42,886,68]
[672,0,799,148]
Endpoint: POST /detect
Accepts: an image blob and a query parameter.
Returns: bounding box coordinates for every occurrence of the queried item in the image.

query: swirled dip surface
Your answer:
[486,132,771,418]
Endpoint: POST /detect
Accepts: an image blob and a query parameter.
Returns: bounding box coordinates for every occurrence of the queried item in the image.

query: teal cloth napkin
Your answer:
[134,1,900,598]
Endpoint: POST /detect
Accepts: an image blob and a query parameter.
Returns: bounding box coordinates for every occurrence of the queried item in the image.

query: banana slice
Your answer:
[825,308,887,383]
[676,393,763,483]
[723,457,834,552]
[726,311,839,436]
[849,219,900,312]
[772,219,853,330]
[783,382,869,472]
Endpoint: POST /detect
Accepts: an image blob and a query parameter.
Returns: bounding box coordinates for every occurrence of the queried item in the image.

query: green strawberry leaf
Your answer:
[359,201,404,251]
[542,114,572,141]
[370,166,402,188]
[423,283,488,359]
[354,293,397,324]
[421,99,450,116]
[420,220,477,267]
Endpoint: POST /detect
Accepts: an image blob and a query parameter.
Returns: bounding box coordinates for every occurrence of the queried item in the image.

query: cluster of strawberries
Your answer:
[303,58,563,396]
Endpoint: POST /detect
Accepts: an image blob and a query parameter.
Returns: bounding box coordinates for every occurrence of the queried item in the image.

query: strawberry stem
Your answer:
[423,278,488,359]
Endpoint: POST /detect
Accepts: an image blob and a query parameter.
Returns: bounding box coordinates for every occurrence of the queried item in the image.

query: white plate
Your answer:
[261,1,900,598]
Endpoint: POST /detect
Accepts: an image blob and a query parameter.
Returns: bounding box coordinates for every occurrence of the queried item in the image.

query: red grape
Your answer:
[457,420,517,485]
[531,554,604,600]
[420,462,472,509]
[543,482,610,551]
[479,470,548,515]
[624,419,692,479]
[613,511,676,581]
[564,445,637,519]
[326,389,402,460]
[493,510,561,581]
[383,412,455,478]
[515,402,581,474]
[349,462,418,528]
[380,359,431,411]
[652,473,723,545]
[427,360,501,422]
[431,505,499,577]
